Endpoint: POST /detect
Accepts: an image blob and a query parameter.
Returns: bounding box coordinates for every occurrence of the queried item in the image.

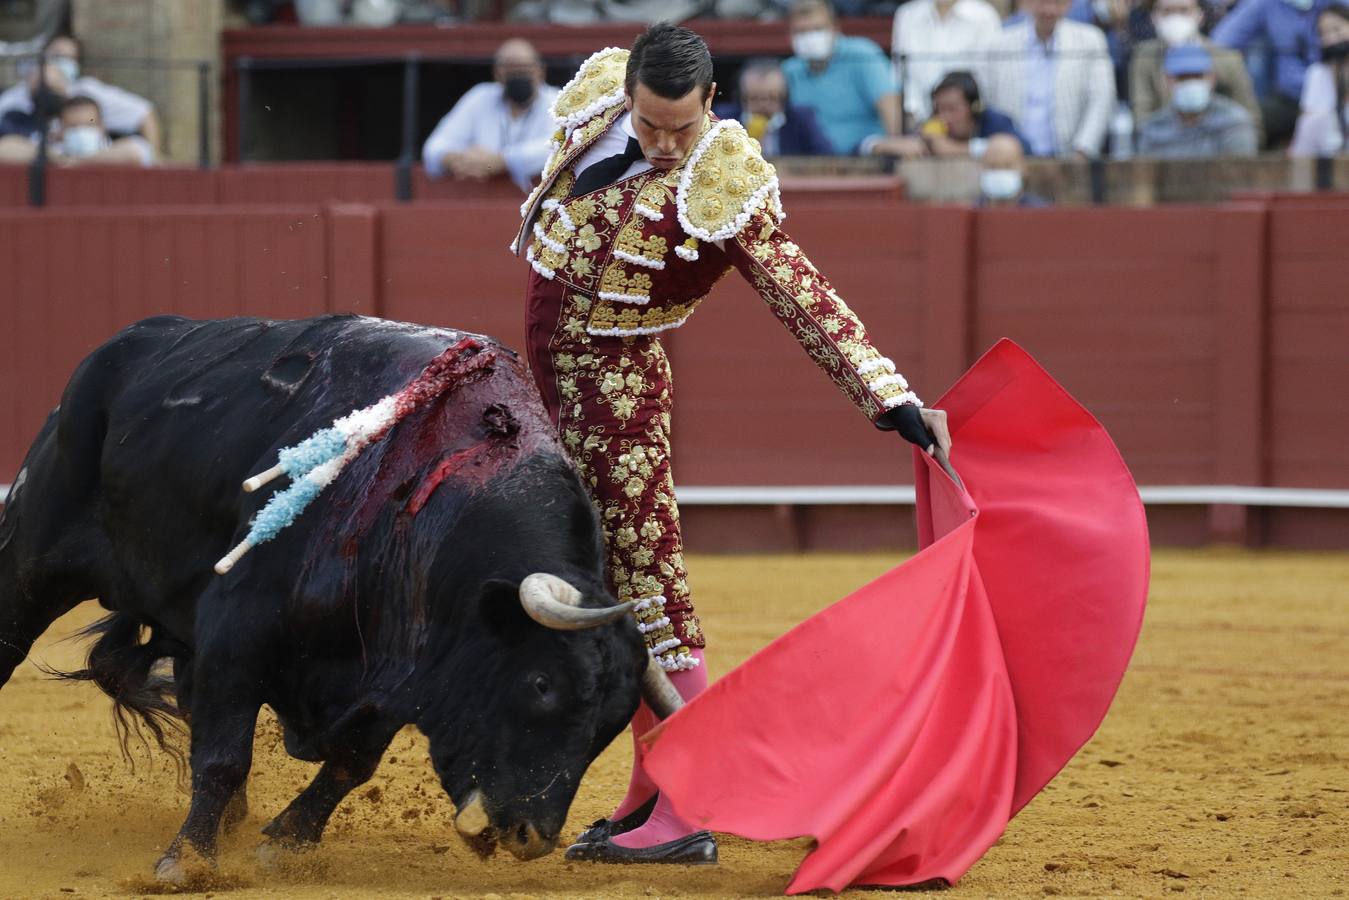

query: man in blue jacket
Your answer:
[1212,0,1330,145]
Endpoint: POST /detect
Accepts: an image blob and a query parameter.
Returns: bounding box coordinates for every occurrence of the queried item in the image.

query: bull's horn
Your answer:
[641,657,685,719]
[454,790,491,838]
[518,573,635,631]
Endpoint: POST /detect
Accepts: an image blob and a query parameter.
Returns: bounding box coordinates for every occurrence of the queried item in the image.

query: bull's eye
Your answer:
[532,674,552,698]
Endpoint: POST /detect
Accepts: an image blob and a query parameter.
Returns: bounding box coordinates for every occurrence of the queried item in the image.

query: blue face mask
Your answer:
[1172,79,1212,113]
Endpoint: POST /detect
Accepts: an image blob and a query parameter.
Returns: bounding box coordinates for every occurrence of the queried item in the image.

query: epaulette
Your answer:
[675,119,783,243]
[550,47,629,130]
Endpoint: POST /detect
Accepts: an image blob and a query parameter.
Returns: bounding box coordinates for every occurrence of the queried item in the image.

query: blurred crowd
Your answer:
[0,34,159,168]
[422,0,1349,205]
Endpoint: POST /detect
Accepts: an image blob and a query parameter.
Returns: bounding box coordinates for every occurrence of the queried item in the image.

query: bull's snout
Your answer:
[453,791,557,861]
[498,822,556,861]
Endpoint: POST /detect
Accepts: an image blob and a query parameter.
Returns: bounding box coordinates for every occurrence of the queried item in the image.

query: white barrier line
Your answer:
[2,483,1348,508]
[674,485,1349,509]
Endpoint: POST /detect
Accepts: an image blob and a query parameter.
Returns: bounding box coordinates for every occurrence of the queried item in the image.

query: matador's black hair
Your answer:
[626,22,714,102]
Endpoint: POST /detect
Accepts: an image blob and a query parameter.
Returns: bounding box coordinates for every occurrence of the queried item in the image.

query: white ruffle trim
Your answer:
[675,119,783,242]
[550,47,627,129]
[508,237,519,254]
[883,392,924,409]
[674,244,699,261]
[649,637,682,655]
[634,204,664,221]
[525,245,555,280]
[533,222,568,255]
[637,616,672,634]
[540,199,577,233]
[587,315,690,337]
[613,248,665,270]
[658,652,701,672]
[867,373,910,393]
[856,356,895,377]
[632,596,660,613]
[597,290,651,306]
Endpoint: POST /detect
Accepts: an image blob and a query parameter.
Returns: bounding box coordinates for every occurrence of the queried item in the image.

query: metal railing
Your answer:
[3,52,213,207]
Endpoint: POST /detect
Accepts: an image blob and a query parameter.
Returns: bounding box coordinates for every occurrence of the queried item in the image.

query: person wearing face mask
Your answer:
[1290,2,1349,154]
[421,39,560,191]
[1212,0,1330,147]
[54,95,156,167]
[717,58,834,155]
[1137,43,1259,154]
[0,34,160,153]
[1130,0,1263,140]
[978,133,1051,205]
[782,0,903,155]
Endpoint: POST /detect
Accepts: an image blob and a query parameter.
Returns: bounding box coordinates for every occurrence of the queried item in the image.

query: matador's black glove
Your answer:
[876,404,935,452]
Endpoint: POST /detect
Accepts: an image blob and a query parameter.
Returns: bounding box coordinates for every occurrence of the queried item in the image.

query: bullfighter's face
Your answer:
[625,81,715,170]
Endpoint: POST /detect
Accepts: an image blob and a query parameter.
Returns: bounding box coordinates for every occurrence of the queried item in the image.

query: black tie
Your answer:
[570,137,644,197]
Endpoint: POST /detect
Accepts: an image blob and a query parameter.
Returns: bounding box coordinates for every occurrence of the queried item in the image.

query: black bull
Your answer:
[0,314,683,880]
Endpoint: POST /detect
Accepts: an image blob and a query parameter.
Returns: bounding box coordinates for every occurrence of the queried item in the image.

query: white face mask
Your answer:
[792,29,835,62]
[1154,13,1200,46]
[1172,79,1212,113]
[62,124,105,158]
[980,169,1023,200]
[53,57,80,84]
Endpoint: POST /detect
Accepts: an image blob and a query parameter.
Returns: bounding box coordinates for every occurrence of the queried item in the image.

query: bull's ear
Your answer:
[478,578,532,640]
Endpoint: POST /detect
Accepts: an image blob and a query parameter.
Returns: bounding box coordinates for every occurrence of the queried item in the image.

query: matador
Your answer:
[512,24,950,864]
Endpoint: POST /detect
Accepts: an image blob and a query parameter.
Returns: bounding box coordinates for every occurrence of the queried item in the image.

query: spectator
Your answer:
[1138,43,1260,153]
[56,95,156,166]
[1289,2,1349,154]
[719,58,835,155]
[891,0,1001,123]
[874,70,1030,156]
[421,38,560,191]
[1132,0,1263,139]
[979,132,1051,204]
[783,0,902,154]
[0,34,161,150]
[1212,0,1329,146]
[981,0,1118,157]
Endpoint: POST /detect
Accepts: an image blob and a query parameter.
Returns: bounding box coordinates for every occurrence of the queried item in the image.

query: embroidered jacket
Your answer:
[512,47,921,421]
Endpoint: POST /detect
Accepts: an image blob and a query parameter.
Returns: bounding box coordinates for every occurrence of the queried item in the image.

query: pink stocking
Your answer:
[610,647,708,848]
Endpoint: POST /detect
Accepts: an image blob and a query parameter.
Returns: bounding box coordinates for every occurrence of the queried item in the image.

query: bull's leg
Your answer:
[258,723,398,855]
[155,654,262,883]
[0,557,96,690]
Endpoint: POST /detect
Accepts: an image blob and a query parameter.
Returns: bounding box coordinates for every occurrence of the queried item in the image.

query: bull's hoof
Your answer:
[154,846,214,885]
[254,837,315,871]
[564,831,718,865]
[154,855,187,885]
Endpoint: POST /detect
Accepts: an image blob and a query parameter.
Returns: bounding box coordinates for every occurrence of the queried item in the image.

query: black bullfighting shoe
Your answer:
[564,830,718,865]
[573,794,658,846]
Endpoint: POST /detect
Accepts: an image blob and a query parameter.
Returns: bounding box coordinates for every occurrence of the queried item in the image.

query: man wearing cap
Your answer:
[1138,44,1258,157]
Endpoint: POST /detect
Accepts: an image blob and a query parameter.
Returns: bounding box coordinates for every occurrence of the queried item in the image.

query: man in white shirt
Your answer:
[980,0,1116,157]
[892,0,1002,123]
[0,34,160,149]
[422,39,560,192]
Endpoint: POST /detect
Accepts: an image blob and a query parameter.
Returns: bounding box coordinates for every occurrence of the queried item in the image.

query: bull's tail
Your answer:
[48,613,185,767]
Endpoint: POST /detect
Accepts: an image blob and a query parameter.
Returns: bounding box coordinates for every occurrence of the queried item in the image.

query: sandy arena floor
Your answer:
[1,549,1346,899]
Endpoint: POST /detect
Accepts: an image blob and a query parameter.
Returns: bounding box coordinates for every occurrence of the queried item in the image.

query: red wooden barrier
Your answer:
[2,198,1346,546]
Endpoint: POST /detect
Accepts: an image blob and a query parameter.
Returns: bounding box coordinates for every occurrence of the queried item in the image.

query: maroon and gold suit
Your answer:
[513,48,920,672]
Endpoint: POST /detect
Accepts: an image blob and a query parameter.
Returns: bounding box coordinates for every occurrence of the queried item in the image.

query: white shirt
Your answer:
[891,0,1002,120]
[0,76,153,136]
[573,111,652,185]
[421,81,561,191]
